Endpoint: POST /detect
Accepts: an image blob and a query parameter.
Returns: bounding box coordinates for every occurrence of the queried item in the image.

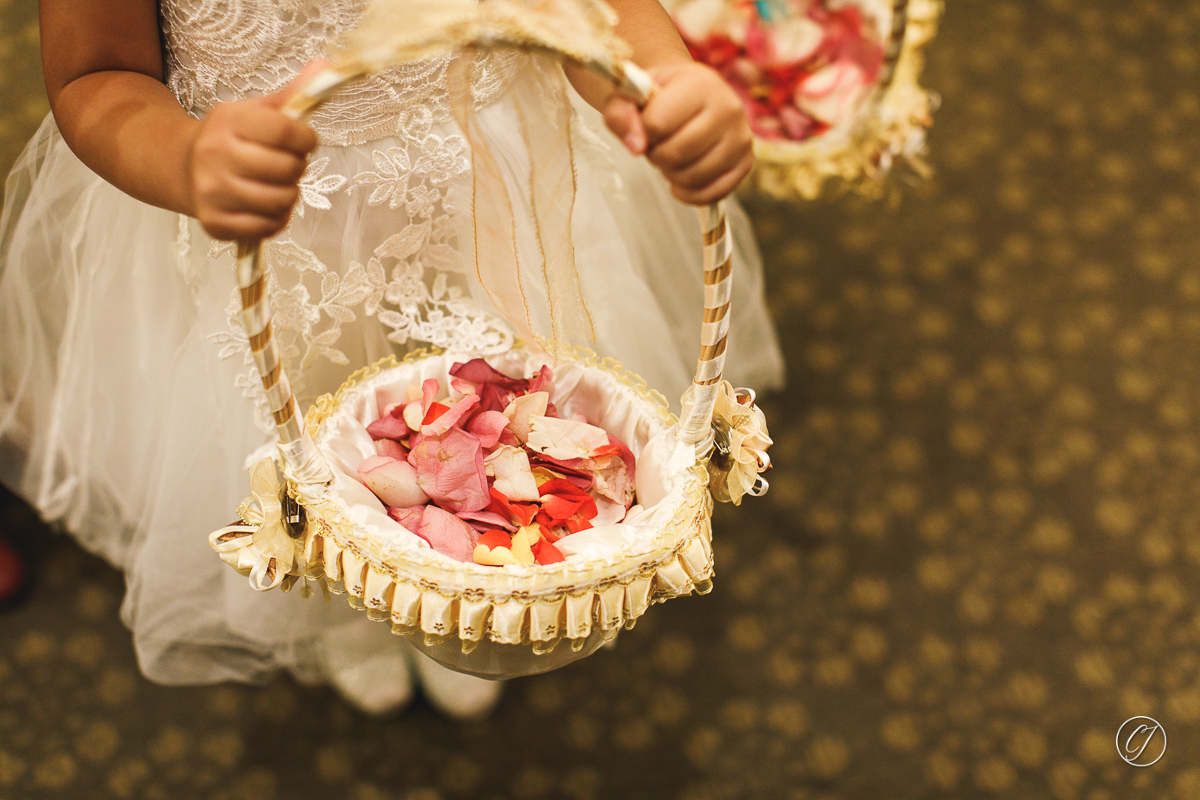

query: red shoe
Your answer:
[0,536,27,606]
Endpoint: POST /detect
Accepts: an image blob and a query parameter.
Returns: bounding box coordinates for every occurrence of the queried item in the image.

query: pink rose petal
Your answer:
[417,505,480,562]
[366,405,412,441]
[376,439,409,460]
[420,378,440,413]
[527,365,554,394]
[450,358,527,391]
[407,428,489,513]
[457,509,515,533]
[467,410,509,448]
[422,393,480,436]
[387,505,425,536]
[358,455,431,508]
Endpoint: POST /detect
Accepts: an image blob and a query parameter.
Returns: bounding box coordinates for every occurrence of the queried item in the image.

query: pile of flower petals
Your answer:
[672,0,886,141]
[354,359,636,567]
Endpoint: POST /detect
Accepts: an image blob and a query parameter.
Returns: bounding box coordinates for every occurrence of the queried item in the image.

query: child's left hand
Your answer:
[603,62,754,206]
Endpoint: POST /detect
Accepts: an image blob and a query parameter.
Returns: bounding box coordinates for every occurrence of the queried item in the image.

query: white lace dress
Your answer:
[0,0,784,686]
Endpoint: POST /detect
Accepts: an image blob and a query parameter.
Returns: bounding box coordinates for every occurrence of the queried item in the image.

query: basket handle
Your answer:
[863,0,910,115]
[235,60,731,481]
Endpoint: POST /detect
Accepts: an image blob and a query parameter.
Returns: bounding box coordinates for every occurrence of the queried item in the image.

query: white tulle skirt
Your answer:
[0,93,783,686]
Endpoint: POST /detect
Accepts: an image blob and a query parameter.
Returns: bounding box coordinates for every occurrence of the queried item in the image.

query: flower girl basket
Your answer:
[209,0,773,679]
[664,0,941,200]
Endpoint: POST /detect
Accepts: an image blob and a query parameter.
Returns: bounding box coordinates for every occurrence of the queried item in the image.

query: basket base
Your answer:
[407,627,619,680]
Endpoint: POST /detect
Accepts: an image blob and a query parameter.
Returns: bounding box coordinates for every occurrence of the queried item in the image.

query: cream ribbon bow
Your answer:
[707,381,773,505]
[209,458,304,590]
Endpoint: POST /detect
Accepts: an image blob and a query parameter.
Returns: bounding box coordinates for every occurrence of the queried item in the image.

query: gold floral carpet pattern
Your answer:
[3,1,1200,798]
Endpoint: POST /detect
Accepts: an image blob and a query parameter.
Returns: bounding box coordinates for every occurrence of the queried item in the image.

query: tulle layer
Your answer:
[0,88,783,684]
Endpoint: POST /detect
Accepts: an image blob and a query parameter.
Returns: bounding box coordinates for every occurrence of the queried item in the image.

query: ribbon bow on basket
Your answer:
[210,0,773,679]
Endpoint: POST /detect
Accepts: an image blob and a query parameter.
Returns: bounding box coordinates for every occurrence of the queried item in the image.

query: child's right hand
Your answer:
[186,66,323,241]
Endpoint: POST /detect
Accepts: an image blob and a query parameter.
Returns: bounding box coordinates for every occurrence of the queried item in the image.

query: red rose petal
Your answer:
[476,529,513,551]
[488,487,538,527]
[531,538,565,565]
[450,359,527,390]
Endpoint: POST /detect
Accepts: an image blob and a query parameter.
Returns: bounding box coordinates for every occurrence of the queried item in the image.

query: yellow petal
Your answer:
[510,526,538,566]
[473,543,519,566]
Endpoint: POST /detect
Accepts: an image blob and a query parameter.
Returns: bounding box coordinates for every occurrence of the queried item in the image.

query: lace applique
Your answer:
[174,0,524,430]
[160,0,518,146]
[296,157,347,217]
[205,111,512,433]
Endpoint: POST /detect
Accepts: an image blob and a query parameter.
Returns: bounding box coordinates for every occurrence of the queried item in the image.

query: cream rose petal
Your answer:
[484,445,542,501]
[526,416,610,461]
[502,391,549,443]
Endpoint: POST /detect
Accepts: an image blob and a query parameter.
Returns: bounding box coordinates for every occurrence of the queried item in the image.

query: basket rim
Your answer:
[295,344,707,592]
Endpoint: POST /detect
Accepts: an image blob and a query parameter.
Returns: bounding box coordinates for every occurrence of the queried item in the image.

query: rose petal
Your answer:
[422,393,480,436]
[420,378,440,414]
[484,445,541,502]
[503,392,549,443]
[528,453,594,489]
[375,387,409,419]
[591,495,627,526]
[366,407,411,441]
[467,410,509,448]
[408,429,489,513]
[358,455,430,508]
[387,505,425,536]
[473,530,518,566]
[531,537,565,565]
[376,439,409,461]
[477,383,517,415]
[526,416,611,460]
[418,505,480,562]
[537,495,595,525]
[402,400,425,431]
[488,487,539,527]
[450,359,527,390]
[457,509,515,532]
[509,526,538,566]
[527,364,554,394]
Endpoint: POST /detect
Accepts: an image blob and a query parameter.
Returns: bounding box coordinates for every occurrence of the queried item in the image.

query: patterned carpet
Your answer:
[4,0,1200,798]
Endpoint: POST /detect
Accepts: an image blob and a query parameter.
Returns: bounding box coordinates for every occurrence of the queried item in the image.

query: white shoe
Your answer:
[409,648,504,720]
[322,622,414,716]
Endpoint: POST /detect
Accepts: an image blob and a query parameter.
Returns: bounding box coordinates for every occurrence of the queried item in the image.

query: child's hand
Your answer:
[186,62,326,240]
[603,62,754,206]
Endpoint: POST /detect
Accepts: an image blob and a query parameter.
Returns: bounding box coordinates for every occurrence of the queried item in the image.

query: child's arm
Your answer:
[566,0,754,206]
[40,0,316,240]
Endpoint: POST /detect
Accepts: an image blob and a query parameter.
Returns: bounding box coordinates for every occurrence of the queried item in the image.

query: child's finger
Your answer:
[658,124,752,191]
[670,154,754,206]
[646,110,721,173]
[602,96,646,155]
[200,210,291,242]
[220,177,301,217]
[230,140,309,185]
[233,105,318,156]
[640,71,705,146]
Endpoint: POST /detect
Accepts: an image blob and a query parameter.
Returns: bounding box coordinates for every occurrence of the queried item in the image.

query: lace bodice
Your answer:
[160,0,516,146]
[164,0,535,432]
